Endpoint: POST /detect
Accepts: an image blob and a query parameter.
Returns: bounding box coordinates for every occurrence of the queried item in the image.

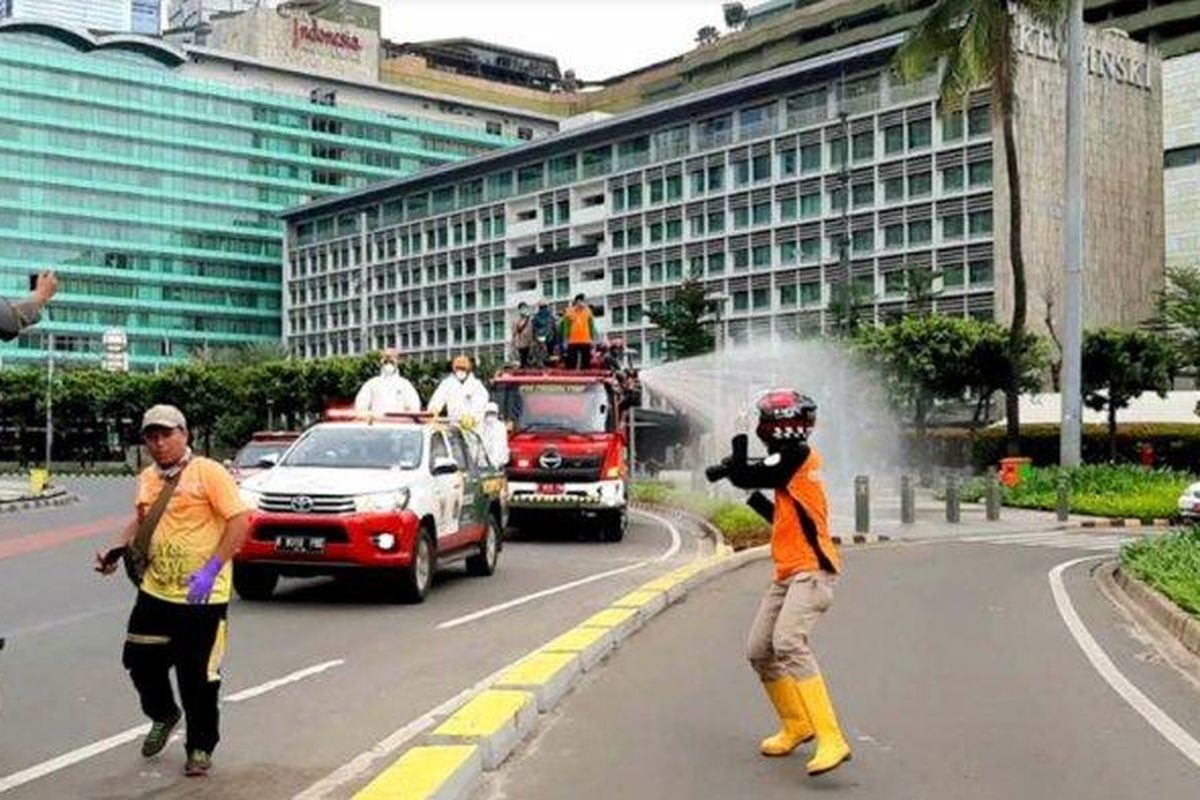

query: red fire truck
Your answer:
[491,367,638,541]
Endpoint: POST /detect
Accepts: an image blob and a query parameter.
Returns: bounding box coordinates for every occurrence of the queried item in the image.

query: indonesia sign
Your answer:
[292,17,362,54]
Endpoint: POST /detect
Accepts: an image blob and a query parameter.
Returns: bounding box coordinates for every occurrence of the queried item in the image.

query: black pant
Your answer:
[566,344,591,370]
[123,592,228,753]
[517,346,531,368]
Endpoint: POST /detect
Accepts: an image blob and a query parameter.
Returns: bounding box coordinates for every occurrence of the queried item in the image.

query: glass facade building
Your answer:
[0,21,528,368]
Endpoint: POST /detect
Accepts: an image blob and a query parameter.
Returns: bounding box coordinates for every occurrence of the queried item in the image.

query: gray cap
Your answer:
[141,404,187,432]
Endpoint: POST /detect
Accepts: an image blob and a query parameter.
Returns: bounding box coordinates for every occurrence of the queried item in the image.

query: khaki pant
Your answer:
[746,570,837,682]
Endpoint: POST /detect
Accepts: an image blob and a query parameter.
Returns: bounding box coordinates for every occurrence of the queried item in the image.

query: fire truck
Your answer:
[491,366,639,542]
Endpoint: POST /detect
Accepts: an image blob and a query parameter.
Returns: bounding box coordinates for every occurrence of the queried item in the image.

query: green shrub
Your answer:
[630,481,676,505]
[708,503,771,548]
[1122,529,1200,617]
[963,423,1200,472]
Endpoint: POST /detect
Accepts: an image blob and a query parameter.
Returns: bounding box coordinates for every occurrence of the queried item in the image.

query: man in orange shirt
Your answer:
[96,405,250,777]
[559,294,598,370]
[717,389,851,776]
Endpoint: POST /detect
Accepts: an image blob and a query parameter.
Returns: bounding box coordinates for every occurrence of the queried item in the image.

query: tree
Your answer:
[696,25,722,46]
[895,0,1064,456]
[722,1,747,30]
[644,278,716,360]
[1082,328,1177,462]
[1153,265,1200,378]
[827,280,873,338]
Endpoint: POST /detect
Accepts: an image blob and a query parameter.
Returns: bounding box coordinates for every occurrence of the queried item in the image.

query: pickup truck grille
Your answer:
[508,454,604,484]
[258,493,355,514]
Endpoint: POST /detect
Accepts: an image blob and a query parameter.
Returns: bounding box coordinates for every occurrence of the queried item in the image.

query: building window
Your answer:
[612,229,625,249]
[733,290,750,311]
[968,160,993,187]
[753,154,772,182]
[829,138,847,169]
[943,166,964,192]
[733,207,750,229]
[780,284,798,306]
[852,183,874,208]
[650,262,664,283]
[942,111,963,142]
[969,259,994,286]
[734,160,751,186]
[518,164,544,193]
[649,179,665,204]
[667,259,684,280]
[709,252,726,273]
[734,248,750,270]
[780,149,798,177]
[883,176,904,203]
[582,146,612,177]
[708,164,726,191]
[753,244,772,268]
[740,103,777,139]
[908,219,932,245]
[618,136,651,169]
[884,271,907,296]
[968,104,991,137]
[852,131,874,161]
[666,219,683,240]
[627,183,643,209]
[781,241,798,264]
[708,210,726,232]
[628,266,643,285]
[851,230,875,253]
[969,210,993,235]
[752,201,772,226]
[908,120,932,149]
[853,274,875,298]
[800,282,821,306]
[628,225,643,246]
[690,214,705,236]
[829,187,847,213]
[780,197,798,221]
[690,169,706,195]
[800,192,821,218]
[884,124,904,154]
[612,187,626,211]
[698,114,734,149]
[666,174,684,201]
[612,269,625,288]
[908,173,932,197]
[884,223,904,248]
[753,287,770,309]
[518,127,534,140]
[800,238,820,262]
[649,222,664,243]
[690,255,706,276]
[787,87,827,126]
[1166,145,1200,168]
[942,214,964,240]
[800,144,821,173]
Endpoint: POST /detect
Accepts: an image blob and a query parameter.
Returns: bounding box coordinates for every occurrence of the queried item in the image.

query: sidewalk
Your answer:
[0,480,74,512]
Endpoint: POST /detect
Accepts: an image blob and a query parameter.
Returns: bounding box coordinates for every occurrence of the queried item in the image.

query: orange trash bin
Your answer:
[998,457,1032,488]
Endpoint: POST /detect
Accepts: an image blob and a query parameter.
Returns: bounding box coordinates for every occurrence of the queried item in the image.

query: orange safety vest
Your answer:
[563,305,594,345]
[771,446,841,581]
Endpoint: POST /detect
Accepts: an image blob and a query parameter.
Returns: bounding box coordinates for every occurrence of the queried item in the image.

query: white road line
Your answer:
[297,509,687,799]
[0,659,346,795]
[435,508,684,631]
[1049,556,1200,769]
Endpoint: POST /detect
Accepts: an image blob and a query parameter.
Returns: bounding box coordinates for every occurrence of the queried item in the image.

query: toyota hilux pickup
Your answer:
[235,412,506,602]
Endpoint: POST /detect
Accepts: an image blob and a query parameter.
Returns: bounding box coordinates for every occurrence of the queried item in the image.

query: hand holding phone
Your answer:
[95,545,125,575]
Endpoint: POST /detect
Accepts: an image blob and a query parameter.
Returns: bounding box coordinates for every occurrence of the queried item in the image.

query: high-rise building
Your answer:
[1,0,131,31]
[167,0,260,36]
[0,18,556,369]
[129,0,160,34]
[280,21,1163,365]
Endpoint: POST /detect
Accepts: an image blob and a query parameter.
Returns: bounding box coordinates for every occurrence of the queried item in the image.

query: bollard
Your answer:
[945,474,961,523]
[1056,472,1070,522]
[900,474,915,525]
[854,475,870,534]
[986,473,1001,521]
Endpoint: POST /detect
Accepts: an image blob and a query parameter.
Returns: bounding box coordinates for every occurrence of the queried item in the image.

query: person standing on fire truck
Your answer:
[559,294,598,370]
[719,389,852,777]
[427,355,489,429]
[355,349,421,416]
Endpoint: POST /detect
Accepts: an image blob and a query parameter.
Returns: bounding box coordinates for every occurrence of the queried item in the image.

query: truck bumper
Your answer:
[236,509,422,571]
[506,479,626,511]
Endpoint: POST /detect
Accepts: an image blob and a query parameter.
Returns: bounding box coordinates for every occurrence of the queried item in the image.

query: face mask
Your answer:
[520,309,530,318]
[381,362,397,376]
[454,370,468,382]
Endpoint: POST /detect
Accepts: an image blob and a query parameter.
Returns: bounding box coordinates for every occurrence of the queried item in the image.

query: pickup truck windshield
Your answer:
[494,383,613,434]
[235,440,293,467]
[281,427,424,469]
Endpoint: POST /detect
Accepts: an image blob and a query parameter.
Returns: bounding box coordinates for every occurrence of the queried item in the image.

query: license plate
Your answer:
[538,483,565,495]
[275,535,325,554]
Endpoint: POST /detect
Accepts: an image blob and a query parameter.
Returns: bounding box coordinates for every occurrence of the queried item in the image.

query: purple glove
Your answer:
[186,557,223,605]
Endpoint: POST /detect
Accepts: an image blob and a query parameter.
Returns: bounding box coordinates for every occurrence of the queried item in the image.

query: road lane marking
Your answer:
[296,510,691,799]
[435,509,683,631]
[0,659,346,794]
[1049,556,1200,769]
[0,515,127,561]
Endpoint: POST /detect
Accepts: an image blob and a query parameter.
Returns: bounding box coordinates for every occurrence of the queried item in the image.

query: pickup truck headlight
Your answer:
[239,488,263,510]
[355,489,410,513]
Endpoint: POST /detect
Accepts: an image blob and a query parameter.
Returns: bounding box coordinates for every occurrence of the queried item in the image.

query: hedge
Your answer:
[1122,528,1200,617]
[631,481,770,549]
[917,423,1200,472]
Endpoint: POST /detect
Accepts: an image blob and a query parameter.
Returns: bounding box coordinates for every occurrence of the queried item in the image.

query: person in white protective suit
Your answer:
[480,402,510,467]
[427,355,489,430]
[354,349,422,417]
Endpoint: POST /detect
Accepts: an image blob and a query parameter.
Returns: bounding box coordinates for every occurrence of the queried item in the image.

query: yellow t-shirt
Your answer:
[136,457,248,605]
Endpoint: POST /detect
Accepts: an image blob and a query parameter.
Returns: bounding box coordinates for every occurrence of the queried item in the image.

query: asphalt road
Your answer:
[0,477,703,799]
[482,536,1200,800]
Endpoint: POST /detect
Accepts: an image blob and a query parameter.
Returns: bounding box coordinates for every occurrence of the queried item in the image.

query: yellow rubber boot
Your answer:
[795,674,852,775]
[759,677,814,756]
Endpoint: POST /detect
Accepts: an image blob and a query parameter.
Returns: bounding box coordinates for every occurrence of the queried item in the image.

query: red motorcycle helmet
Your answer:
[754,389,817,445]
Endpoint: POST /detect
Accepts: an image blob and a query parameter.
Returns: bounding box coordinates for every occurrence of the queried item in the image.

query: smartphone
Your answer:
[101,545,127,569]
[28,274,37,291]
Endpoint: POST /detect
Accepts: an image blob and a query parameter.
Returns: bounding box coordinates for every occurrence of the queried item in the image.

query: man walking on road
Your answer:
[0,271,58,340]
[95,405,250,777]
[715,389,852,776]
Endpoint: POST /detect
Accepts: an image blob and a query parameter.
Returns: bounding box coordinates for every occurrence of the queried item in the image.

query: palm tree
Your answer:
[895,0,1063,455]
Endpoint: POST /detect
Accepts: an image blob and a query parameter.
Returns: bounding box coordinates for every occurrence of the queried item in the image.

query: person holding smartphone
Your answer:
[0,271,58,341]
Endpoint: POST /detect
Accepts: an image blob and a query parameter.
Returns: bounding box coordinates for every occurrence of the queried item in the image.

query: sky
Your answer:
[376,0,727,80]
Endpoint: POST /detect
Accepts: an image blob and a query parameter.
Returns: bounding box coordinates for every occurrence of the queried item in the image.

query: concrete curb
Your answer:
[1105,565,1200,659]
[352,512,767,800]
[631,499,892,549]
[0,490,77,513]
[1061,518,1176,530]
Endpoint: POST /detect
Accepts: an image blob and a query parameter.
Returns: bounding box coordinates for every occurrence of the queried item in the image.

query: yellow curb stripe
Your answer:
[581,607,639,629]
[432,689,533,738]
[541,625,610,654]
[495,652,577,687]
[353,745,477,800]
[639,574,687,593]
[611,589,666,609]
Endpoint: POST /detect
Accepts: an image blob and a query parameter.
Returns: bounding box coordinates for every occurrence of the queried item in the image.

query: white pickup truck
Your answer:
[236,414,506,602]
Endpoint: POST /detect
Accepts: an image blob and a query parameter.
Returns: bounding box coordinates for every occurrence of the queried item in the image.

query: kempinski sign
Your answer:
[1014,21,1153,91]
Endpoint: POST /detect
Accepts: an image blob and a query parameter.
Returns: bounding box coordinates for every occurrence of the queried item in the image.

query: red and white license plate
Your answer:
[537,483,565,495]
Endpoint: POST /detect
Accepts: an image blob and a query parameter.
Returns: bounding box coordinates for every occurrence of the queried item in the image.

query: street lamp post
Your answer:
[44,333,54,475]
[1060,0,1085,467]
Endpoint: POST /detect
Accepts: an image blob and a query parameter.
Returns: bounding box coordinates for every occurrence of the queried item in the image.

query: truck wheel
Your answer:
[602,510,627,543]
[233,565,278,601]
[466,515,500,577]
[397,527,435,603]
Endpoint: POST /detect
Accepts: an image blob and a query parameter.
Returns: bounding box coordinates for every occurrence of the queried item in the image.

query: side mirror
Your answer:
[432,456,459,476]
[256,453,279,468]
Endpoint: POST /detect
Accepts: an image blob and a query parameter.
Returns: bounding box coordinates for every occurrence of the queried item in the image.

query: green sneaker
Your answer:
[184,750,212,777]
[140,712,180,758]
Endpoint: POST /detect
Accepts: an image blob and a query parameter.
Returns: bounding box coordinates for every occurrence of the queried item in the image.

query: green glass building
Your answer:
[0,19,540,368]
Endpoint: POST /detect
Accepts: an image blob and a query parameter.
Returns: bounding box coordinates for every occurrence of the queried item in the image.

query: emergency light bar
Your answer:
[322,406,435,423]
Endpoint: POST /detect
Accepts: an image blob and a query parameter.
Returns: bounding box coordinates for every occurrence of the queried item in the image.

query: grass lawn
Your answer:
[1122,528,1200,618]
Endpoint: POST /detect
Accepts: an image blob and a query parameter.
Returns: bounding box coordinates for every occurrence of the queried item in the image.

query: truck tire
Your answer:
[397,526,435,603]
[602,510,627,542]
[466,515,500,577]
[233,565,278,601]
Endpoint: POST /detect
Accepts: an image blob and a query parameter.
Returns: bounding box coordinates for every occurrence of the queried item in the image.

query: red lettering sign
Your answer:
[292,17,362,53]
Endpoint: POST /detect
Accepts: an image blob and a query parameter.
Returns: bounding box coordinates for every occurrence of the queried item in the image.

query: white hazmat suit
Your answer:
[480,404,510,467]
[427,372,489,427]
[354,365,422,416]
